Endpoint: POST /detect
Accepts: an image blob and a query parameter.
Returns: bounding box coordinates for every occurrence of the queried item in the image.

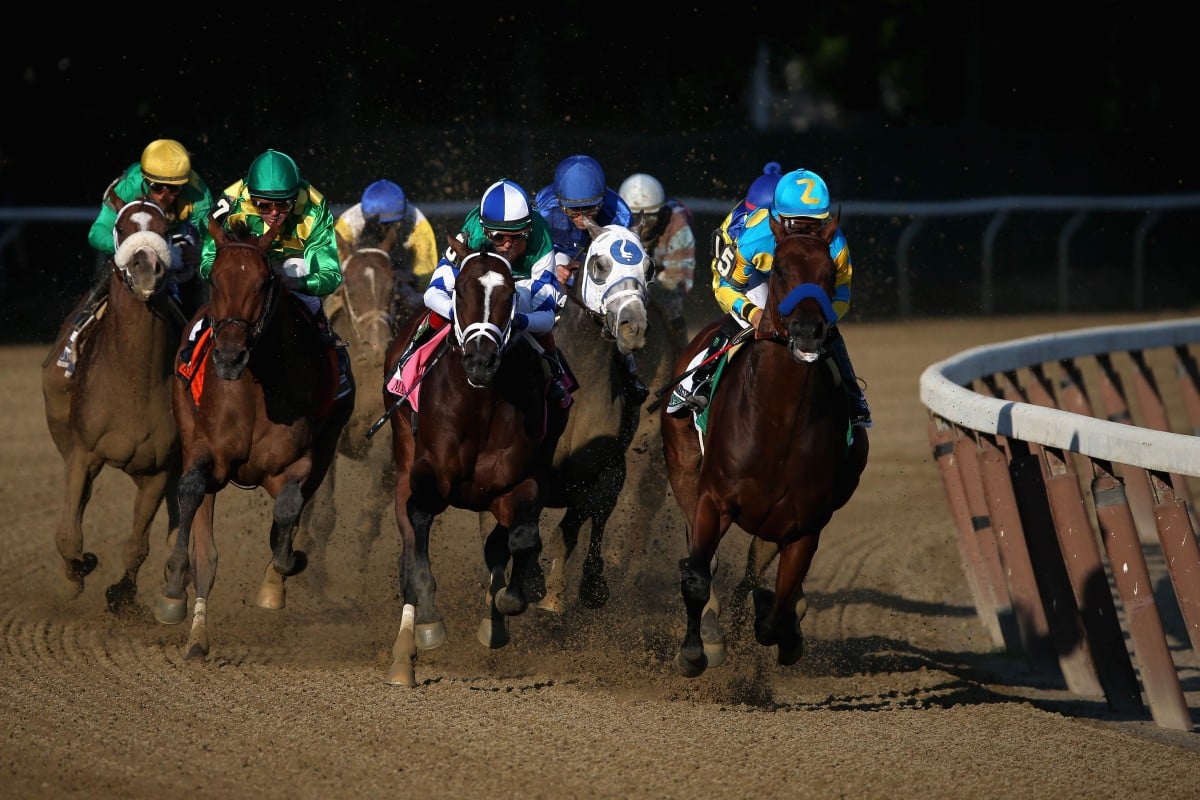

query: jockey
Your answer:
[199,148,351,398]
[57,139,213,377]
[533,154,646,403]
[710,161,784,284]
[415,178,574,407]
[618,172,696,349]
[677,166,872,428]
[334,179,439,320]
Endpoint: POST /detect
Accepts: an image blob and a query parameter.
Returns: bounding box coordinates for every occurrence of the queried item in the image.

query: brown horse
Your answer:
[41,199,183,610]
[383,236,569,686]
[661,212,869,677]
[302,224,421,596]
[154,220,354,659]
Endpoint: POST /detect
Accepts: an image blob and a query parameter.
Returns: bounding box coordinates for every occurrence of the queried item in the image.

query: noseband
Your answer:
[452,251,515,352]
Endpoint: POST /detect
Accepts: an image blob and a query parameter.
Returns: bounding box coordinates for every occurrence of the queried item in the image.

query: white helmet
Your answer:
[619,173,665,214]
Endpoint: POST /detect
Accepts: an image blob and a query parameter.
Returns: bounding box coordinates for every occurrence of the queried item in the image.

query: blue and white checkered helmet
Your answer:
[479,179,532,231]
[772,168,831,220]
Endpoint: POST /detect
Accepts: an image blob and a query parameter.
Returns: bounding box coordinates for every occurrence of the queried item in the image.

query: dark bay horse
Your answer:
[660,212,869,677]
[154,220,354,659]
[530,220,650,611]
[41,199,184,610]
[383,236,568,686]
[302,224,421,596]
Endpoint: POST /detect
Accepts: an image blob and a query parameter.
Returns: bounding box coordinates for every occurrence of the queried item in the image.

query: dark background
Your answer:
[3,4,1195,339]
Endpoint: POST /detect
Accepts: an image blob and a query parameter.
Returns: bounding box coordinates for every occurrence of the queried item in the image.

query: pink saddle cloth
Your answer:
[386,324,452,412]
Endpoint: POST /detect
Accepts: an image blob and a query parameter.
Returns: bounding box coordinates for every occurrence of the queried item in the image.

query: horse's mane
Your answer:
[226,219,257,243]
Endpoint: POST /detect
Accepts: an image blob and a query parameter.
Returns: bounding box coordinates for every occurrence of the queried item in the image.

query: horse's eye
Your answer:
[588,255,608,284]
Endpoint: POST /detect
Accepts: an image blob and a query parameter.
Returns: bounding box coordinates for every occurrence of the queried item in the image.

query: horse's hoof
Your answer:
[105,578,137,612]
[534,594,563,614]
[184,642,208,660]
[477,617,510,649]
[675,650,707,678]
[494,587,528,616]
[777,635,805,666]
[385,657,417,687]
[579,574,609,609]
[155,595,187,625]
[415,620,447,651]
[69,552,99,580]
[256,583,286,610]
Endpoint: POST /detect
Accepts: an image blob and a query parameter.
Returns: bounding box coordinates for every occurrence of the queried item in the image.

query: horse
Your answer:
[41,198,185,610]
[154,219,355,659]
[660,211,869,677]
[383,235,569,686]
[301,223,422,596]
[524,219,651,612]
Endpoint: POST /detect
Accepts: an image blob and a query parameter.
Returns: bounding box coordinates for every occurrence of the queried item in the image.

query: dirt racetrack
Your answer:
[3,313,1199,799]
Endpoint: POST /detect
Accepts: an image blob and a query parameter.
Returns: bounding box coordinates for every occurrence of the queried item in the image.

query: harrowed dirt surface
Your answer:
[2,313,1198,799]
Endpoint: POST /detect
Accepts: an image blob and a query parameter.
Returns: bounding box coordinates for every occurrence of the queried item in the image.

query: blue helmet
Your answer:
[553,155,606,208]
[479,179,532,231]
[361,179,407,223]
[772,168,831,220]
[746,161,783,210]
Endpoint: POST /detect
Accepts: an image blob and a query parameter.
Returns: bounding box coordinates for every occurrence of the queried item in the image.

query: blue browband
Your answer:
[778,283,836,323]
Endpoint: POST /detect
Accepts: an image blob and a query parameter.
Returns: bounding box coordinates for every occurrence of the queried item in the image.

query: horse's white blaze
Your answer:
[478,270,506,321]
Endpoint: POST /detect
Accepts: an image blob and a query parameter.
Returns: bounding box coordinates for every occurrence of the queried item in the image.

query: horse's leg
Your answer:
[156,464,206,625]
[676,494,724,678]
[579,504,612,610]
[536,506,584,613]
[54,448,102,598]
[753,532,821,666]
[105,471,169,612]
[387,498,442,686]
[492,492,542,617]
[477,521,512,649]
[184,494,218,660]
[300,459,337,597]
[730,537,780,624]
[257,480,309,611]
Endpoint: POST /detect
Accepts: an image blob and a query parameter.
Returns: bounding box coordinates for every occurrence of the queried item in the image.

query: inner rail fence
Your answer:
[920,318,1200,731]
[3,193,1199,330]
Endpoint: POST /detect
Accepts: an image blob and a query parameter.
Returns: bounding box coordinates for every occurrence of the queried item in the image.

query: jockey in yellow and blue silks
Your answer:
[56,139,214,377]
[533,154,646,404]
[676,167,871,428]
[197,148,350,398]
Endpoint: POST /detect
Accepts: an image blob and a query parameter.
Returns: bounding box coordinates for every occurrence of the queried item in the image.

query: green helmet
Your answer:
[246,149,301,199]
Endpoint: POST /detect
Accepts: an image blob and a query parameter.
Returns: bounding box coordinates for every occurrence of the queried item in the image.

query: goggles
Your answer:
[484,229,530,244]
[562,204,601,219]
[145,180,184,194]
[253,197,295,215]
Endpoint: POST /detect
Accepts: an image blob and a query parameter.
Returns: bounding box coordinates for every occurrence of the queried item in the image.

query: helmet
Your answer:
[479,179,532,231]
[772,168,831,220]
[246,149,301,199]
[746,161,783,210]
[141,139,191,185]
[553,155,605,208]
[362,179,408,223]
[618,173,665,213]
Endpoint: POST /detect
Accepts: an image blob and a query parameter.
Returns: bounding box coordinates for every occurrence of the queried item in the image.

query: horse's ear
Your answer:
[583,216,605,239]
[769,212,786,242]
[822,209,840,243]
[446,232,468,261]
[208,216,225,244]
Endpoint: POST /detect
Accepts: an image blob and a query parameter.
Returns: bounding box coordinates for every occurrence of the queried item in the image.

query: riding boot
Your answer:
[312,305,352,398]
[676,317,738,413]
[827,325,872,428]
[535,331,573,409]
[622,353,650,405]
[56,274,110,377]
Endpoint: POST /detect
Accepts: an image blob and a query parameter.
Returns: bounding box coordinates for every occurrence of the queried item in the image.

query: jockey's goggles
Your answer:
[630,210,660,229]
[484,228,530,244]
[252,197,295,215]
[562,204,601,219]
[145,180,184,195]
[779,215,822,233]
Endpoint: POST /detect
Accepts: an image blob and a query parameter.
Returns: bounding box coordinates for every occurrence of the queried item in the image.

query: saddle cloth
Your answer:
[386,323,452,412]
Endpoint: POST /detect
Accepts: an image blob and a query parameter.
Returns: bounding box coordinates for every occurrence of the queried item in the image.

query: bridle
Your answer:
[335,247,395,342]
[209,240,279,352]
[452,251,515,353]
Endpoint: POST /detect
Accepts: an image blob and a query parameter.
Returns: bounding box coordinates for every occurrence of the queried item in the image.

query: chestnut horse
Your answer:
[41,199,183,610]
[661,212,869,677]
[155,220,354,659]
[383,236,569,686]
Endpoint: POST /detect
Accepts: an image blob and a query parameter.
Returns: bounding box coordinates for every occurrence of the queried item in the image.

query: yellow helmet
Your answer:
[140,139,191,185]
